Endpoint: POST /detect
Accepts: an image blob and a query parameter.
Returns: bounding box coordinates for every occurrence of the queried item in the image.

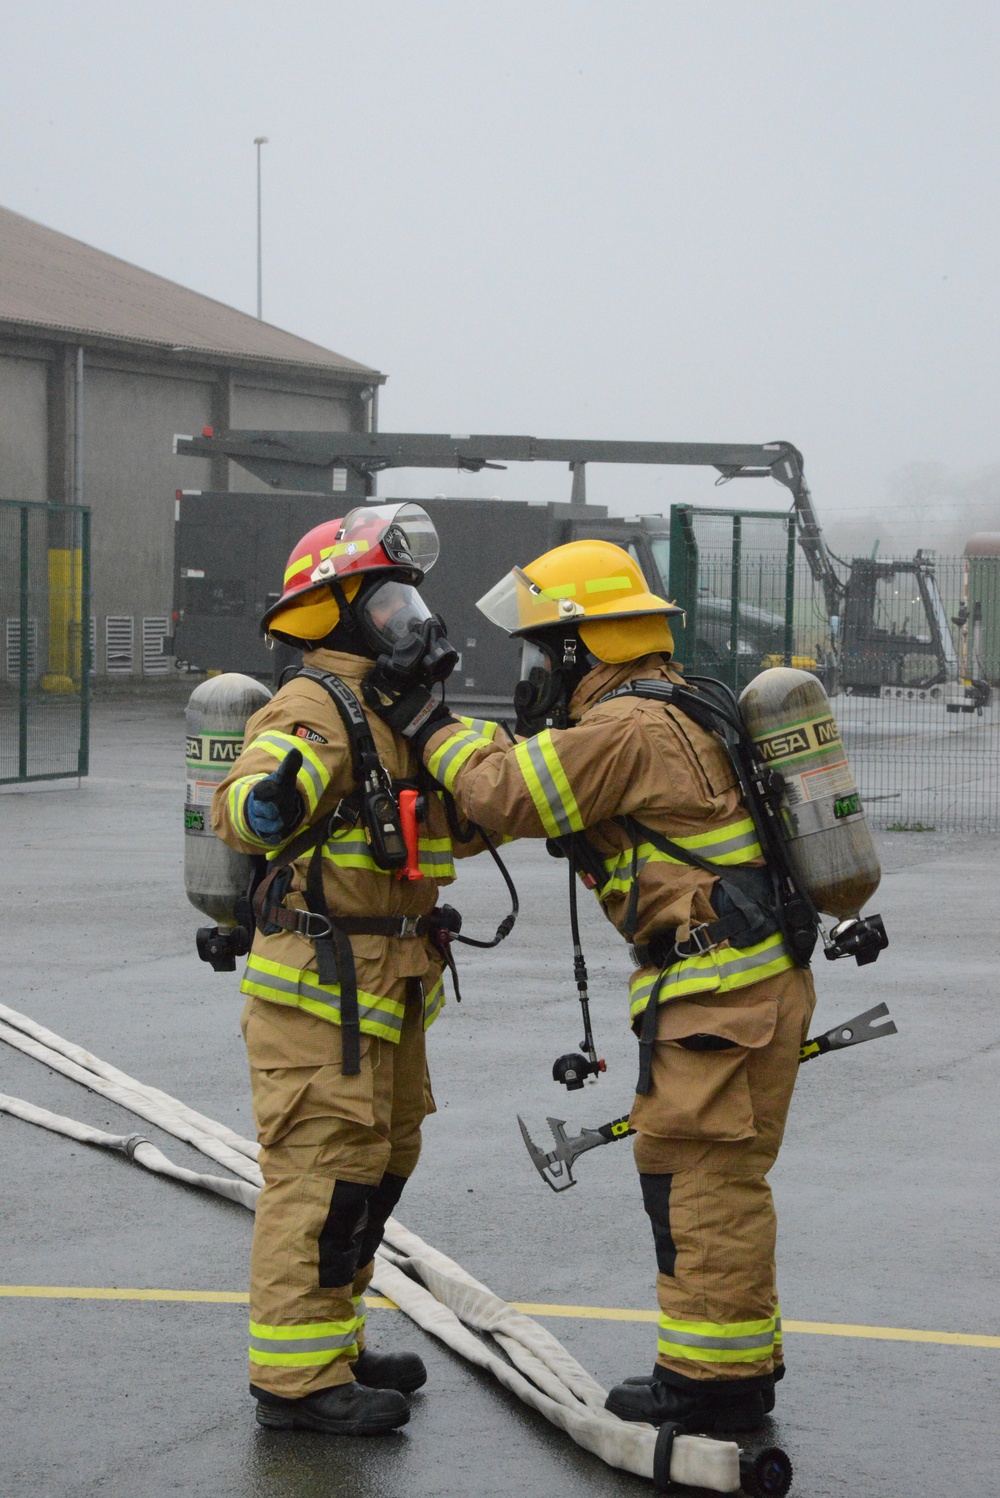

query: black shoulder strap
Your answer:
[294,666,383,785]
[607,676,820,966]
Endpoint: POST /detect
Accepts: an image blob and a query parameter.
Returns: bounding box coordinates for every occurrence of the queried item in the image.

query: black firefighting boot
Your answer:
[619,1362,782,1413]
[605,1367,769,1432]
[251,1380,409,1435]
[353,1347,427,1394]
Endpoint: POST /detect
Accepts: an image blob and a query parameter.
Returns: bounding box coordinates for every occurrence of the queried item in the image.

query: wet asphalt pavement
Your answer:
[1,697,999,1497]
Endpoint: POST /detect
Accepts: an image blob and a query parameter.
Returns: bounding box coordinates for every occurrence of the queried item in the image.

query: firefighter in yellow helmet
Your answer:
[368,538,816,1435]
[211,504,502,1436]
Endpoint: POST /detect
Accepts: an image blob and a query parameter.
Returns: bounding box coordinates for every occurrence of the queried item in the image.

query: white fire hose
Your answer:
[0,1001,790,1495]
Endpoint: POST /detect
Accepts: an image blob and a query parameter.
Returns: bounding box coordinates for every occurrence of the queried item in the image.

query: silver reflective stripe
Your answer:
[324,837,376,861]
[418,847,453,869]
[652,938,786,996]
[699,825,760,858]
[248,1329,357,1355]
[432,733,478,785]
[522,737,575,836]
[244,961,405,1036]
[605,822,760,876]
[662,1328,774,1351]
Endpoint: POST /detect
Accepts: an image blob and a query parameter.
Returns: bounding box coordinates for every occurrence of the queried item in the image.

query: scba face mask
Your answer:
[513,636,580,734]
[357,579,458,686]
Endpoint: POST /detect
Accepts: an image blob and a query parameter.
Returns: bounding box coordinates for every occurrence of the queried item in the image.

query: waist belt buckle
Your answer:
[674,922,716,959]
[397,915,421,938]
[297,910,332,940]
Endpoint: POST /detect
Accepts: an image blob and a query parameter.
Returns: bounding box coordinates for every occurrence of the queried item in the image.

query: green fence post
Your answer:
[669,505,699,668]
[18,504,29,779]
[784,512,797,666]
[729,514,742,690]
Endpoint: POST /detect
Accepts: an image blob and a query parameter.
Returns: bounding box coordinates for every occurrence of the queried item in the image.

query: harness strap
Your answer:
[616,813,777,946]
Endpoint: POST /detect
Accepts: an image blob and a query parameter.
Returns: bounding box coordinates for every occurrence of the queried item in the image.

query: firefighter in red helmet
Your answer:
[212,504,497,1435]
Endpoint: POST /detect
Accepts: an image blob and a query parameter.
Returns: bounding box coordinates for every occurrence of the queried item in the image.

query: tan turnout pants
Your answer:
[629,966,815,1385]
[242,978,434,1398]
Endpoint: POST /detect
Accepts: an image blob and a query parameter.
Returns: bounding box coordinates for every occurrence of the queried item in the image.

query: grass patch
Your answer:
[885,820,936,832]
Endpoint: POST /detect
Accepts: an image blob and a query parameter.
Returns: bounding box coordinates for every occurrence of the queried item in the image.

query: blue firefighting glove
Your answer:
[245,747,305,843]
[362,671,458,754]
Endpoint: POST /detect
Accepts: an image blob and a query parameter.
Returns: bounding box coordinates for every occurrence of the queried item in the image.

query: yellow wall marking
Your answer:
[1,1287,997,1349]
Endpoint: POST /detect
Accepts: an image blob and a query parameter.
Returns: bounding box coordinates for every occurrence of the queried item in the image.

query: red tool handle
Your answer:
[397,788,424,881]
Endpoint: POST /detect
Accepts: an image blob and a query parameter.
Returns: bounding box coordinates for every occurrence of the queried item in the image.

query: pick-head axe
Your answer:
[518,1001,897,1192]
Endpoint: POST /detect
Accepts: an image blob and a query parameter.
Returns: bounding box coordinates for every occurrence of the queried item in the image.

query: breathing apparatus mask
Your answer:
[513,633,596,736]
[355,577,458,688]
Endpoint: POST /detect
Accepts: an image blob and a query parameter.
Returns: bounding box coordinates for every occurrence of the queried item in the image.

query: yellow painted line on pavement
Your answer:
[0,1286,398,1310]
[1,1287,998,1349]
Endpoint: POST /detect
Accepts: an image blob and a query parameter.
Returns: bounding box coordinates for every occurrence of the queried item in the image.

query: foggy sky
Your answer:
[2,0,998,553]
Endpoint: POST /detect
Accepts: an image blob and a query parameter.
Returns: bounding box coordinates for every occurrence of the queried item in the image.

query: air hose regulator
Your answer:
[550,850,606,1092]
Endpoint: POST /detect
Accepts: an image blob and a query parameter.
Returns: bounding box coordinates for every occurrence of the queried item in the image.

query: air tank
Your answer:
[184,674,272,924]
[739,667,880,918]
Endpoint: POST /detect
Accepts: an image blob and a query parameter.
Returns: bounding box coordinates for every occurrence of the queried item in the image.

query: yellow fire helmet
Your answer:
[476,539,684,664]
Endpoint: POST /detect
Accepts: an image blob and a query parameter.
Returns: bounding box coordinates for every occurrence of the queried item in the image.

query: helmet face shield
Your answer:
[312,503,440,585]
[478,567,585,635]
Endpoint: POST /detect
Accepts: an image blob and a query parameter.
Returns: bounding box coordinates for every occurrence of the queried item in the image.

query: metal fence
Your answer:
[0,499,91,785]
[666,504,1000,832]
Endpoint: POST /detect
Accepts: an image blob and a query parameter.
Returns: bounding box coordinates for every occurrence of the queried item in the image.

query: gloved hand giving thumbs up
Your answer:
[245,747,305,843]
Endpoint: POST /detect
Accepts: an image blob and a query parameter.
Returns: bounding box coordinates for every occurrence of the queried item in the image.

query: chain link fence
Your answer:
[667,503,1000,832]
[0,499,90,785]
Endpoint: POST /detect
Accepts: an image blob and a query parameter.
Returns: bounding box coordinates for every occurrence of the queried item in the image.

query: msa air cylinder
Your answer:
[184,674,272,924]
[739,667,880,918]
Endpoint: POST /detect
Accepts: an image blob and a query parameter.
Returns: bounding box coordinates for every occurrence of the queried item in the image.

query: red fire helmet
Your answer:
[261,503,440,640]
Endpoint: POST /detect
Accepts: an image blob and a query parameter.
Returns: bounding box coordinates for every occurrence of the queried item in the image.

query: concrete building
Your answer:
[0,204,383,677]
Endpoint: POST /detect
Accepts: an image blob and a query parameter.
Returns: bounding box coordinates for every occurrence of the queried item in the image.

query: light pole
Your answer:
[254,136,268,319]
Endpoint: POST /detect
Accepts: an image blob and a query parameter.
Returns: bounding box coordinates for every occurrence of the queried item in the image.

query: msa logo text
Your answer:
[208,737,242,763]
[758,728,809,763]
[758,716,840,762]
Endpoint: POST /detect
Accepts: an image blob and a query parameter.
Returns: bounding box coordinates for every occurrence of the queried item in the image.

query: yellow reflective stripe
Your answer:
[226,775,276,849]
[250,729,329,815]
[423,974,445,1030]
[600,818,761,893]
[284,553,312,584]
[249,1344,357,1368]
[418,836,455,879]
[628,933,794,1017]
[539,582,576,599]
[249,1314,360,1367]
[241,955,407,1042]
[456,715,500,741]
[514,731,584,838]
[250,1317,358,1340]
[323,837,380,871]
[321,833,455,879]
[774,1303,783,1350]
[585,575,631,593]
[675,816,757,852]
[427,729,492,792]
[658,1313,775,1364]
